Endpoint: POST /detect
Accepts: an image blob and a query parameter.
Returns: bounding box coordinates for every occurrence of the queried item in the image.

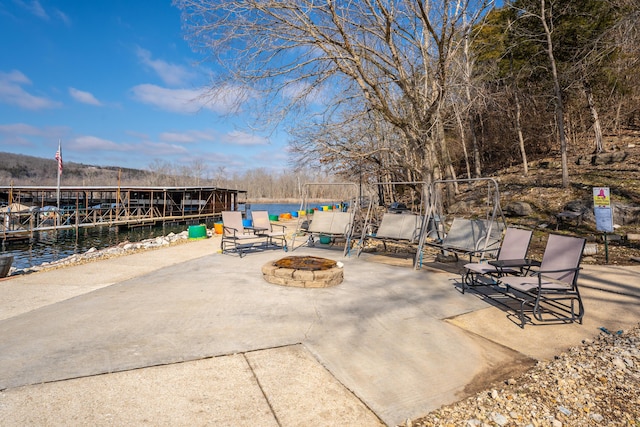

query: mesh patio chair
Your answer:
[461,227,534,293]
[220,211,268,257]
[250,210,288,251]
[499,233,586,328]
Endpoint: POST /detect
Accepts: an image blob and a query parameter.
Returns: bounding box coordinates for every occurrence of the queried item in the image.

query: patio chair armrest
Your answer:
[530,267,582,288]
[223,226,240,237]
[466,247,499,258]
[533,266,581,276]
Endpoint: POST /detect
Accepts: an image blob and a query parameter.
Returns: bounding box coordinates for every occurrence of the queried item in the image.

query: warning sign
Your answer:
[593,187,611,207]
[593,187,613,232]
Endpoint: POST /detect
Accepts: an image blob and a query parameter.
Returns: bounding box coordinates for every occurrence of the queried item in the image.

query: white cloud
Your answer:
[159,132,197,143]
[0,134,32,146]
[187,130,220,141]
[69,87,102,106]
[157,129,267,146]
[0,122,69,148]
[141,141,189,156]
[0,122,68,138]
[221,130,269,146]
[125,130,150,140]
[130,84,202,114]
[0,70,29,84]
[130,84,241,115]
[54,9,71,26]
[0,70,60,110]
[68,135,188,159]
[14,0,48,19]
[0,122,45,135]
[71,135,133,152]
[136,47,195,87]
[159,130,217,144]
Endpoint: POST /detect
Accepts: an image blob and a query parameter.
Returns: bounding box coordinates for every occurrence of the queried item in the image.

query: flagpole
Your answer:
[56,140,62,225]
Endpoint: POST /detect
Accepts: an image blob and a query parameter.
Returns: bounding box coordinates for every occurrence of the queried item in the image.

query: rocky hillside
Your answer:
[451,133,640,265]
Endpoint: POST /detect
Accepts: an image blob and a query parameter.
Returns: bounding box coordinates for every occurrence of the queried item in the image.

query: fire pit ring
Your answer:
[262,256,343,288]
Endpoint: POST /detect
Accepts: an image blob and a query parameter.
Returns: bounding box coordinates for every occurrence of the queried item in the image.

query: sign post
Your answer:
[593,187,613,263]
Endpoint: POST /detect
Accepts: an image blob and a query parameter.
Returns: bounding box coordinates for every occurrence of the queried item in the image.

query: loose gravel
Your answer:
[406,325,640,427]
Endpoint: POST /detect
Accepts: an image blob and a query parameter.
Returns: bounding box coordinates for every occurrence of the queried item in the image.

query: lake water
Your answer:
[244,202,348,217]
[1,202,344,271]
[1,223,195,271]
[244,203,302,217]
[0,203,307,271]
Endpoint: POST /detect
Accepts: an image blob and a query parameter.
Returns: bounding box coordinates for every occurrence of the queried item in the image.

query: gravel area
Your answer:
[406,325,640,427]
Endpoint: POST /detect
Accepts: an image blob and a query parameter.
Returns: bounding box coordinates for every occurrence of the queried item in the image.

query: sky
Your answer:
[0,0,291,177]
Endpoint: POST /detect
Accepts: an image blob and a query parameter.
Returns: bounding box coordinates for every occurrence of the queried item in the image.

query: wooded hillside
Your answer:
[177,0,640,194]
[0,152,345,201]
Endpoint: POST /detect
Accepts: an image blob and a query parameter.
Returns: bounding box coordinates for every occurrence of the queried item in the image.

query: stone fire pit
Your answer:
[261,255,343,288]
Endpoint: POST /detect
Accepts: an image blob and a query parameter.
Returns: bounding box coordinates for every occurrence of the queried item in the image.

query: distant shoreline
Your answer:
[244,198,341,204]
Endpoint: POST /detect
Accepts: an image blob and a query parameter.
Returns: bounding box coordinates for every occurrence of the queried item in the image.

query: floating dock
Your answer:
[1,185,246,242]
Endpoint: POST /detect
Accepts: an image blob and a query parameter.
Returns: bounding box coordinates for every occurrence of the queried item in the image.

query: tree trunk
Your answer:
[454,107,472,179]
[462,20,481,178]
[514,89,529,176]
[434,109,458,201]
[540,0,569,188]
[470,114,482,178]
[584,82,604,153]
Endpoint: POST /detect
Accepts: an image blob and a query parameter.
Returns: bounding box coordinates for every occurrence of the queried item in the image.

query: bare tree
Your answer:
[146,159,171,186]
[188,159,208,186]
[175,0,493,185]
[523,0,568,186]
[512,86,529,175]
[502,0,568,186]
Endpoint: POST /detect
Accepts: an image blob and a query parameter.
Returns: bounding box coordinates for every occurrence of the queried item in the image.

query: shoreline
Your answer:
[5,229,200,277]
[244,198,347,204]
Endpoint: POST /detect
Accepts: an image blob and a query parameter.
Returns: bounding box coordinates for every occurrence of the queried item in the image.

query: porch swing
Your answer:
[423,177,507,262]
[290,182,364,256]
[355,181,429,269]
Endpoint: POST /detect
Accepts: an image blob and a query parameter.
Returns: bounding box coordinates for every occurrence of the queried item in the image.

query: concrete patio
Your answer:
[0,236,638,426]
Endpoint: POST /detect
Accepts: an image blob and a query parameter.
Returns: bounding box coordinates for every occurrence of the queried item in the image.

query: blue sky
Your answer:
[0,0,290,176]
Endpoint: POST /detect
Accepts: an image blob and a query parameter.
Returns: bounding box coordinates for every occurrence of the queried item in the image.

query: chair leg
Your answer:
[461,271,469,294]
[518,299,527,328]
[530,292,584,325]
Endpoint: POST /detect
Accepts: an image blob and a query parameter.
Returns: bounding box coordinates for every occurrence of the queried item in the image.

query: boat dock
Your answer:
[1,185,246,241]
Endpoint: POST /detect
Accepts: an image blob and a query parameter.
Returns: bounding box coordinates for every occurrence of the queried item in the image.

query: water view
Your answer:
[245,203,301,217]
[1,223,198,271]
[1,203,308,271]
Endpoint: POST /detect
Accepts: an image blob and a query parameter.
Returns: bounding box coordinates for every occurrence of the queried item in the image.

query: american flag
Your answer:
[55,141,63,175]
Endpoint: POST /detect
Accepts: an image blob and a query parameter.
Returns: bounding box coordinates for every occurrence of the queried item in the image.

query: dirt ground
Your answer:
[363,133,640,266]
[449,133,640,266]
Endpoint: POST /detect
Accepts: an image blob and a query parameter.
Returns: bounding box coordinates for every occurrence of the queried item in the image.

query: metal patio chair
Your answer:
[499,233,586,328]
[250,210,288,251]
[461,227,534,293]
